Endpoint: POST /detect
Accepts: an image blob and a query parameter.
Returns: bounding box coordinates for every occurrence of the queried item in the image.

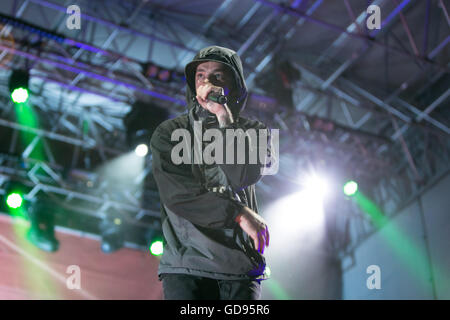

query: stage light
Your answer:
[145,228,164,256]
[143,62,176,83]
[311,117,335,132]
[27,226,59,252]
[3,181,29,218]
[135,143,148,157]
[271,190,325,235]
[124,101,170,154]
[343,180,358,196]
[26,200,59,252]
[9,70,30,103]
[304,173,330,200]
[150,240,163,256]
[101,235,123,254]
[100,216,124,254]
[11,87,29,103]
[146,64,159,78]
[6,192,23,209]
[270,172,329,235]
[158,69,172,82]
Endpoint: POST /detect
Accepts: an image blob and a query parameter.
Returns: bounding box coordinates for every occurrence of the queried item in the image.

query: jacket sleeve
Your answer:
[217,120,274,191]
[150,122,244,229]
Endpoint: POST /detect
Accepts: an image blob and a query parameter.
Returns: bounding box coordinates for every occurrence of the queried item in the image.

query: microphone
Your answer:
[207,92,227,105]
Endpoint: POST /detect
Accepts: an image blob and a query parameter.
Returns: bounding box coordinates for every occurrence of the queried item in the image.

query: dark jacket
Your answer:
[150,46,271,281]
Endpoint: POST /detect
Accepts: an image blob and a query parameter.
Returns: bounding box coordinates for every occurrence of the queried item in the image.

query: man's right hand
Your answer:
[235,206,270,254]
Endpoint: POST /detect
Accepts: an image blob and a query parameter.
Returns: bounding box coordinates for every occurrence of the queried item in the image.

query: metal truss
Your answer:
[0,0,448,254]
[0,153,161,220]
[228,0,450,258]
[224,0,446,259]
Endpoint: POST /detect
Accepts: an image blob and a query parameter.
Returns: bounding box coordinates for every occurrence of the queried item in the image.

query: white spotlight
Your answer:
[135,144,148,157]
[303,174,330,200]
[266,190,325,243]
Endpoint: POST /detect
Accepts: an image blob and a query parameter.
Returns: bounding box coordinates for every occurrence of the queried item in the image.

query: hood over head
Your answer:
[185,46,248,119]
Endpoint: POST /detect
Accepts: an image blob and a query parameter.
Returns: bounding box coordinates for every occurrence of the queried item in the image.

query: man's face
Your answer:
[195,61,235,95]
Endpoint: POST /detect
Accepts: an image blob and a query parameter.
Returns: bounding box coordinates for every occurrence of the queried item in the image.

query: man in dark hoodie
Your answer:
[150,46,273,300]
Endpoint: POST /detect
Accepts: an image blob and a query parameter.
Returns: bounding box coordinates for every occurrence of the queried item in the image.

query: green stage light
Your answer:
[9,70,30,103]
[11,87,29,103]
[6,193,23,209]
[150,240,163,256]
[343,180,358,196]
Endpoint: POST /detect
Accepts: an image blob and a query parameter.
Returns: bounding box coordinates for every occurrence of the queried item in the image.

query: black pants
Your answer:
[161,274,261,300]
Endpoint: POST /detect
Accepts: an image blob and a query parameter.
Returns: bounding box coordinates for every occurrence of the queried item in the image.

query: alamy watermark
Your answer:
[170,120,279,175]
[66,265,81,290]
[66,5,81,30]
[366,5,381,30]
[366,265,381,290]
